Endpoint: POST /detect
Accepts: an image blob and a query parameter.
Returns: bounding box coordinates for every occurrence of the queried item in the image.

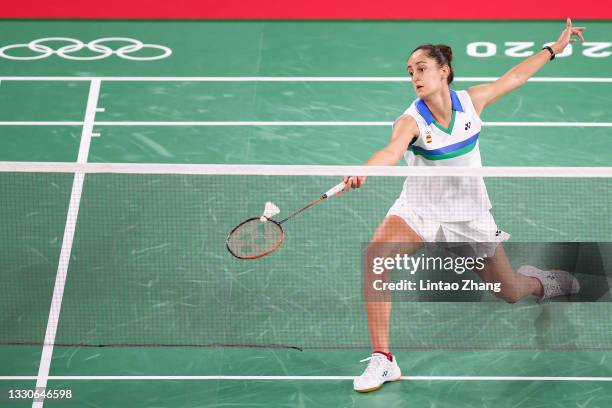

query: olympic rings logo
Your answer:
[0,37,172,61]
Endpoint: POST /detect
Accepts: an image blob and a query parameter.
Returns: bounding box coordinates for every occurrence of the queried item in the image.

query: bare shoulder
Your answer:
[466,84,490,116]
[393,113,419,139]
[385,113,420,156]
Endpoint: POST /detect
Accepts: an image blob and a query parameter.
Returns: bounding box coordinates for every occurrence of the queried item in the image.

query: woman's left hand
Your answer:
[552,18,586,54]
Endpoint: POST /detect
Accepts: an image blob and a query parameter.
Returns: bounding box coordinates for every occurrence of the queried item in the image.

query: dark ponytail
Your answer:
[409,44,454,84]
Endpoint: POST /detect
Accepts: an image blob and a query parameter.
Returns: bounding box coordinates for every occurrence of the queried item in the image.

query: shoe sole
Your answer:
[354,375,401,393]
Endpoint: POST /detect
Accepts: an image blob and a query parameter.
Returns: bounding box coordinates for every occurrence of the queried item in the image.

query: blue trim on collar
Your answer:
[415,99,435,125]
[415,90,464,125]
[450,89,463,112]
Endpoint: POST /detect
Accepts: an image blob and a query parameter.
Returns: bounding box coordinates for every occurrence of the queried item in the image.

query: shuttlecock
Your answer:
[260,201,280,222]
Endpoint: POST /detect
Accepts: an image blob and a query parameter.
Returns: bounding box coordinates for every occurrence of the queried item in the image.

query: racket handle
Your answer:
[323,181,346,198]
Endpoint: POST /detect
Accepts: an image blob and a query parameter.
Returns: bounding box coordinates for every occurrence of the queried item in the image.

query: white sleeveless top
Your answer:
[394,89,491,221]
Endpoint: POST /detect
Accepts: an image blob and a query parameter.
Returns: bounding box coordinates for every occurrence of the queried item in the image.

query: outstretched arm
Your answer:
[468,18,586,115]
[343,115,419,192]
[365,116,419,166]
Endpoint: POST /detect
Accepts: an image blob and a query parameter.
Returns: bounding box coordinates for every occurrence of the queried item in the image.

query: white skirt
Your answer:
[386,197,510,259]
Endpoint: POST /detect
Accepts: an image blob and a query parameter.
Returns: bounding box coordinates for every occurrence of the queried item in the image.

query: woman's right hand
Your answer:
[341,175,367,194]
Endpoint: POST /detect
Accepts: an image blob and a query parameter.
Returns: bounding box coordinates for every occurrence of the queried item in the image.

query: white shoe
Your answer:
[517,265,580,302]
[353,353,401,393]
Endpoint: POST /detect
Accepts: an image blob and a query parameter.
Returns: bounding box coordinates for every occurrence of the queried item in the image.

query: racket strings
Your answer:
[227,218,284,259]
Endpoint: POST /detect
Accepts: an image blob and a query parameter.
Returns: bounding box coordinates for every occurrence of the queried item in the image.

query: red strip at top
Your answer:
[4,0,612,19]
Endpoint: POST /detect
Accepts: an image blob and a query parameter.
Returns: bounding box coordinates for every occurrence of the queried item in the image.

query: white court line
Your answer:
[1,121,612,127]
[484,122,612,127]
[32,79,101,408]
[2,375,612,382]
[0,76,612,83]
[0,121,83,126]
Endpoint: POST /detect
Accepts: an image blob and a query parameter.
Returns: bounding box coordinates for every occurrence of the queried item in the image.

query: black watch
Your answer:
[542,46,555,60]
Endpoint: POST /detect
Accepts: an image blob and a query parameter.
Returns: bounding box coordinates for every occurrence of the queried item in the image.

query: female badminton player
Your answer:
[345,18,586,392]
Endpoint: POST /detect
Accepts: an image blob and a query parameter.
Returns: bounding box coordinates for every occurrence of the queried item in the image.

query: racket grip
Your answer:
[323,181,346,198]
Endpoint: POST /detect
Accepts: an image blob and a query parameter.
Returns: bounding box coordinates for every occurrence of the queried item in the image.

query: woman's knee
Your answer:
[370,216,422,244]
[366,216,423,275]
